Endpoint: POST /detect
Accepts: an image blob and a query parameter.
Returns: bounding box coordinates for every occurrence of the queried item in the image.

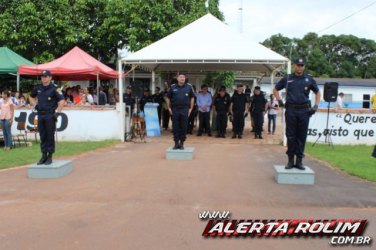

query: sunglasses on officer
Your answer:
[296,64,305,67]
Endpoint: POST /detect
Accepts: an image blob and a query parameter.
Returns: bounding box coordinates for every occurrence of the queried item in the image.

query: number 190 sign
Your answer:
[15,111,69,132]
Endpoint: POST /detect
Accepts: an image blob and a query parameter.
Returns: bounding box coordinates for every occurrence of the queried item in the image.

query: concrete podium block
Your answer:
[28,160,73,179]
[166,147,194,160]
[273,165,315,185]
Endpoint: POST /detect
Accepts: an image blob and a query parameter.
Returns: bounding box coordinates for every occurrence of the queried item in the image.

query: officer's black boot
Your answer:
[259,133,263,139]
[173,141,180,150]
[285,155,294,169]
[295,157,305,170]
[179,141,184,150]
[44,152,53,165]
[37,153,48,165]
[232,133,237,139]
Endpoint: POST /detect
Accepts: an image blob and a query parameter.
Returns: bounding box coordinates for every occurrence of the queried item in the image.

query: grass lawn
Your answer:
[0,140,119,170]
[305,143,376,182]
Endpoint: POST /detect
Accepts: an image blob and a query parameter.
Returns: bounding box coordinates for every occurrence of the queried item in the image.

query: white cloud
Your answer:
[219,0,376,42]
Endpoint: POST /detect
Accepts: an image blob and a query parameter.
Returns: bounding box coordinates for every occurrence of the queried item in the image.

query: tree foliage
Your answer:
[0,0,223,63]
[262,32,376,78]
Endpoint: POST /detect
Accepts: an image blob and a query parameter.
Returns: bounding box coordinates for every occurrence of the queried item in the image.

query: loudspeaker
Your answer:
[323,82,338,102]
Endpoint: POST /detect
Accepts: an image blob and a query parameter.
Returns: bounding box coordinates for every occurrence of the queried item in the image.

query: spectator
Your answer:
[334,92,344,109]
[98,86,107,105]
[0,90,14,151]
[267,94,279,135]
[85,88,95,105]
[196,84,212,137]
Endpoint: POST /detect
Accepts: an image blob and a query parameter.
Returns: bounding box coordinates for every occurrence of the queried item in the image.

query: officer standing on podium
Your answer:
[273,58,321,170]
[166,73,194,150]
[29,70,65,165]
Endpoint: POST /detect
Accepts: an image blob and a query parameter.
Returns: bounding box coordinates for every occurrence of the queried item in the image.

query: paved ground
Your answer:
[0,134,375,249]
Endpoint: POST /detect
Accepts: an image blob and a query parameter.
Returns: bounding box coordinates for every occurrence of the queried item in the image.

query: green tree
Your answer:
[0,0,223,62]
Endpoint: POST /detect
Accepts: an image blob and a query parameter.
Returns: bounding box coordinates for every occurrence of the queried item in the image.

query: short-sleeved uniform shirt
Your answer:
[214,94,231,113]
[167,83,194,108]
[250,93,267,113]
[275,73,319,104]
[30,83,64,112]
[231,92,247,113]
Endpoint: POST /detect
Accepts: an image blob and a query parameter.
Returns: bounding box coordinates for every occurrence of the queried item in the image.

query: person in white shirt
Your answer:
[267,94,279,135]
[334,92,344,108]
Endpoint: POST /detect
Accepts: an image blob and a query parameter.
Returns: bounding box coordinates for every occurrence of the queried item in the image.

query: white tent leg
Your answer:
[282,60,291,147]
[16,72,20,92]
[151,70,155,94]
[118,59,125,142]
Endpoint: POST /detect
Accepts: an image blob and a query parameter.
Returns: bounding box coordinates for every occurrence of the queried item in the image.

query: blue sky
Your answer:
[219,0,376,42]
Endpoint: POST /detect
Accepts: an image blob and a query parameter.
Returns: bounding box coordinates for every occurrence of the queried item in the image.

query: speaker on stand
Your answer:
[313,82,338,148]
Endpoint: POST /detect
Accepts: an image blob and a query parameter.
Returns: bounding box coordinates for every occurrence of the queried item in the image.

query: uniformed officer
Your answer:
[166,74,194,150]
[29,70,65,165]
[250,86,268,139]
[123,86,135,114]
[139,88,153,112]
[152,86,164,125]
[213,86,231,138]
[273,58,321,170]
[229,84,249,139]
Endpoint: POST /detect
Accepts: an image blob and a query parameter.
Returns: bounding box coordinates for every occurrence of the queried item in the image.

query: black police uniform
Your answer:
[231,92,247,137]
[123,93,135,110]
[214,94,231,137]
[167,83,194,145]
[140,94,153,112]
[30,83,64,154]
[250,92,267,138]
[275,73,319,159]
[162,89,171,130]
[187,95,197,134]
[152,92,164,125]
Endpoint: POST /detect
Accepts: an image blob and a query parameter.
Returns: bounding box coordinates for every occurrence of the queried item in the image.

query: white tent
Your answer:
[119,13,288,73]
[117,13,290,142]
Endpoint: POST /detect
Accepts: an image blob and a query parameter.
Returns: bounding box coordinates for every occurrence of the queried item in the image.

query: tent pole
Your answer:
[16,72,20,92]
[118,59,125,142]
[96,72,99,104]
[151,70,155,94]
[270,70,275,95]
[282,61,291,147]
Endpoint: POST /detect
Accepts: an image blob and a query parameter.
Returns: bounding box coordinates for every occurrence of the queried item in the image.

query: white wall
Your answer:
[307,111,376,145]
[12,109,122,141]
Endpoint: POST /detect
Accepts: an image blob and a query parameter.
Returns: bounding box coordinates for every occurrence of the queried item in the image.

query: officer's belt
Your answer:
[285,103,309,109]
[173,105,188,109]
[37,110,55,115]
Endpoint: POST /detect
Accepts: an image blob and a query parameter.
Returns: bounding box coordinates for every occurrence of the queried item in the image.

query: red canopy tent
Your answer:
[19,46,119,80]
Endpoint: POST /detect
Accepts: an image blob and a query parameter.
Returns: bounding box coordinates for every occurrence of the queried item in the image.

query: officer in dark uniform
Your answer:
[273,58,321,170]
[139,88,153,112]
[166,73,194,150]
[162,83,172,130]
[123,86,135,114]
[213,86,231,138]
[29,70,64,165]
[230,84,249,139]
[152,86,164,125]
[250,86,268,139]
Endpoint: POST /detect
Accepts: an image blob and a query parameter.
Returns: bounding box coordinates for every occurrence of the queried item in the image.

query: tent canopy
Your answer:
[121,14,288,73]
[19,46,118,80]
[0,47,34,74]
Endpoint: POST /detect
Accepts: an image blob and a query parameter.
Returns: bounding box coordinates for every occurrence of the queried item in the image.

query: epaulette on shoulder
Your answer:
[171,84,176,87]
[187,83,192,86]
